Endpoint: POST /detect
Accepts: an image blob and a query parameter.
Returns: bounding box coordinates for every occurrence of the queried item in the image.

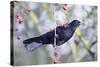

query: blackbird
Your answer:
[23,20,80,52]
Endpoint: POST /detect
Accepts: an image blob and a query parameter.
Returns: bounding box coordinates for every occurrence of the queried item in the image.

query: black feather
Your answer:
[23,20,80,52]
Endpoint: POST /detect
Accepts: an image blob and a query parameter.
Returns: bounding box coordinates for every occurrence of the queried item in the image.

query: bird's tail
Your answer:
[23,38,43,52]
[23,38,36,44]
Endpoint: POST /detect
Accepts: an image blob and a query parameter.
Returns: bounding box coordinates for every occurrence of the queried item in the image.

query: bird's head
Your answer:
[69,20,80,30]
[71,20,80,26]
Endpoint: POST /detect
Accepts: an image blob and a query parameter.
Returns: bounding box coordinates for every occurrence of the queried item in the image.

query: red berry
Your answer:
[19,19,23,24]
[52,60,61,64]
[54,52,58,57]
[27,9,31,12]
[63,4,68,11]
[64,4,67,6]
[16,13,20,19]
[53,61,57,64]
[63,6,67,11]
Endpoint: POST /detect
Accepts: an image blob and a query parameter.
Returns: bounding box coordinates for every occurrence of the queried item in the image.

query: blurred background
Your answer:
[12,1,97,66]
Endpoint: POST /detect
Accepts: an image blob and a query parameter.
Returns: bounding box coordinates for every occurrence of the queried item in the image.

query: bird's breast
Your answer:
[56,29,66,40]
[57,28,74,41]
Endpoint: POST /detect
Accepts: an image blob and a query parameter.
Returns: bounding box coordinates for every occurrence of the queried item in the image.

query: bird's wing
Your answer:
[23,30,55,52]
